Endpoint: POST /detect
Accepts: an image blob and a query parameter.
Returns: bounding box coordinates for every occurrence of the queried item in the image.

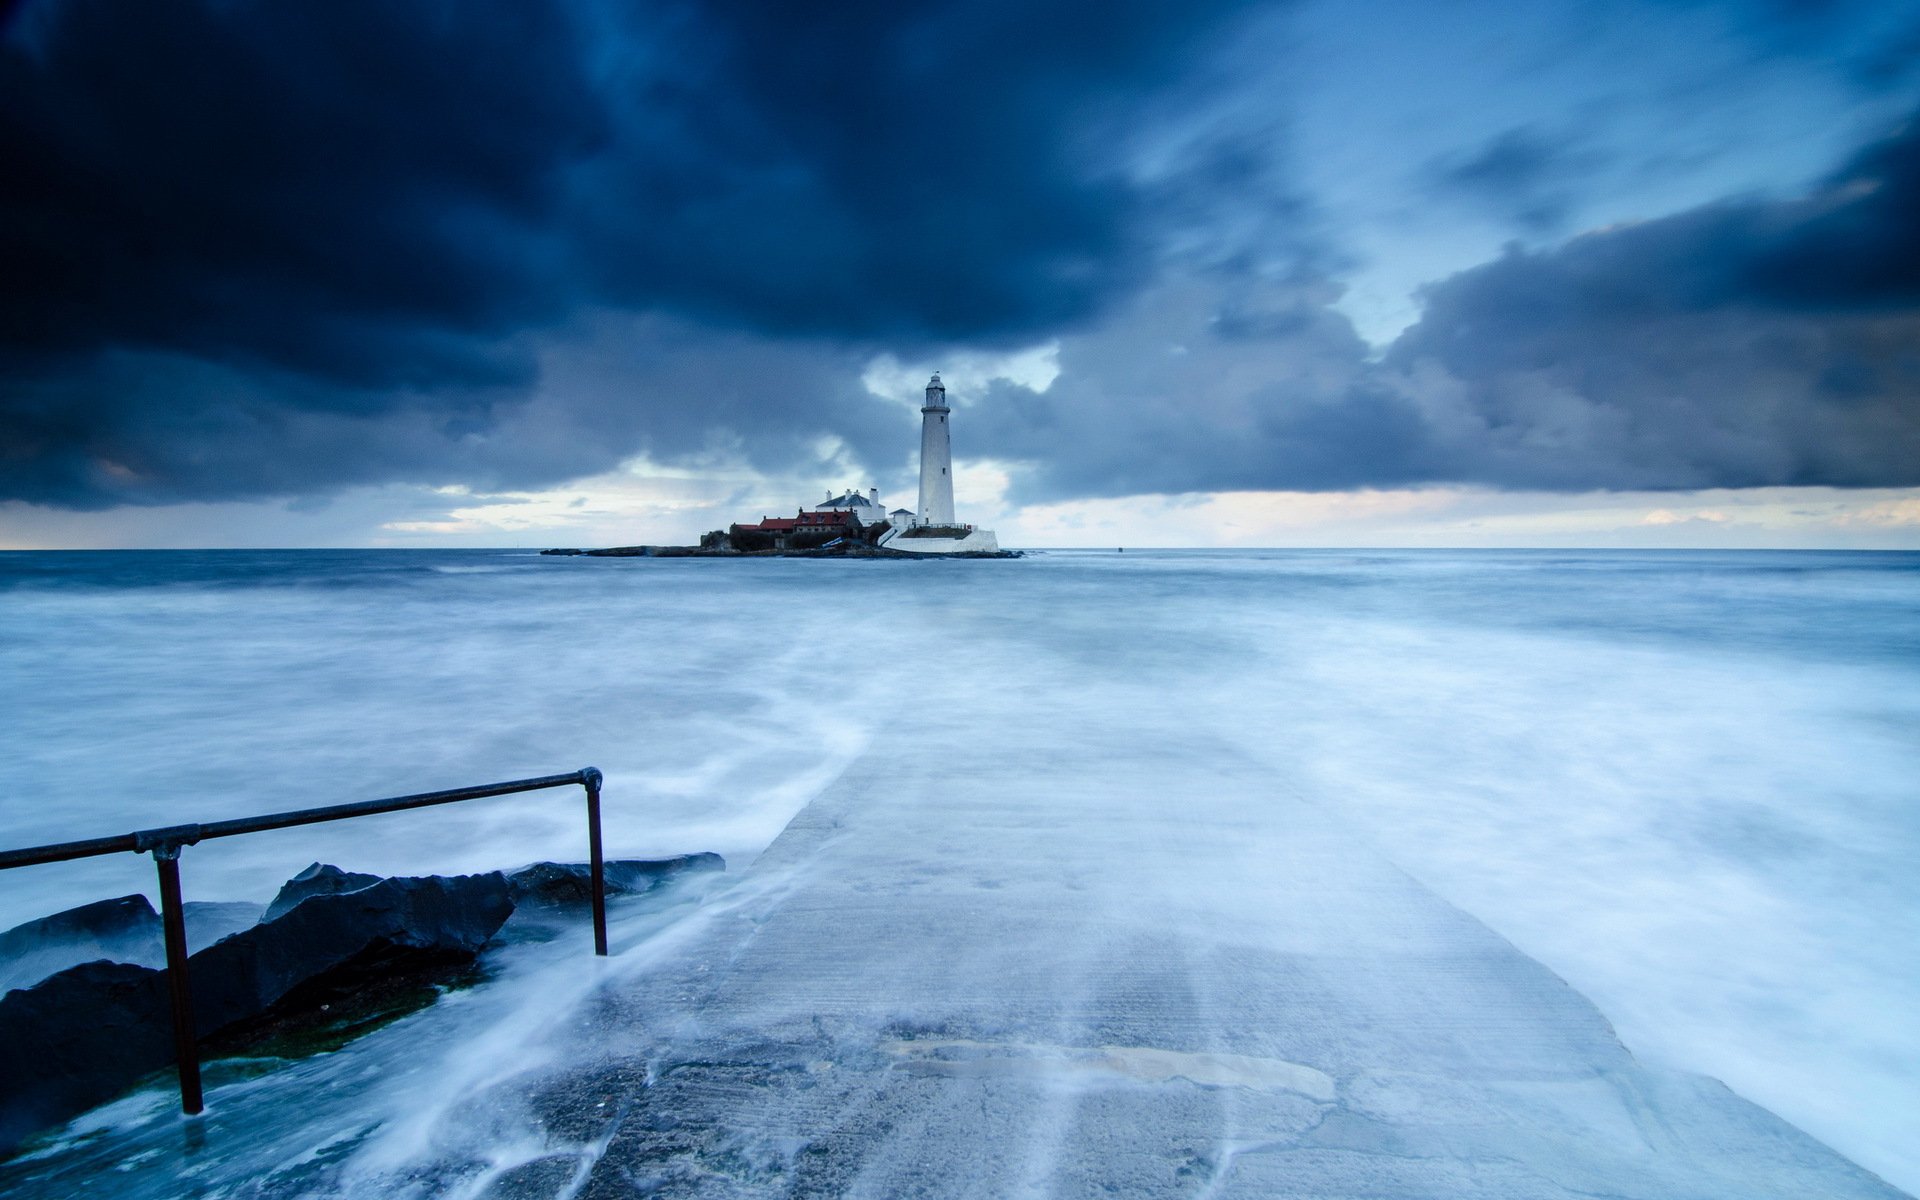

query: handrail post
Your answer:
[583,767,608,956]
[150,844,203,1115]
[0,766,617,1119]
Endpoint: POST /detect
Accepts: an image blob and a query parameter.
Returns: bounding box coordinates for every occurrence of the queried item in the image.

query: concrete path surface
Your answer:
[432,718,1909,1200]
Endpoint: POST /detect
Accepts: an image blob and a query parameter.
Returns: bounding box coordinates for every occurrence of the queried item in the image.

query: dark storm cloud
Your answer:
[0,322,905,510]
[0,0,1263,507]
[1426,125,1602,234]
[7,0,1918,517]
[1739,120,1920,308]
[0,3,599,388]
[1385,113,1920,488]
[975,113,1920,499]
[573,0,1267,338]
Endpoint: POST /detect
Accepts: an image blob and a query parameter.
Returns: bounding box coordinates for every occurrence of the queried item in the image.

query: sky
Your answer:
[1,0,1917,549]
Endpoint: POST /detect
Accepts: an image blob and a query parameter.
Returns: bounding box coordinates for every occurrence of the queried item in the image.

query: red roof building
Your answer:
[728,509,860,546]
[796,510,858,530]
[734,516,801,534]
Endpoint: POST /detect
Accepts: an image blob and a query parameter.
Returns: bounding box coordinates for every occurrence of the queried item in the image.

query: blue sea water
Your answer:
[1,548,1916,1191]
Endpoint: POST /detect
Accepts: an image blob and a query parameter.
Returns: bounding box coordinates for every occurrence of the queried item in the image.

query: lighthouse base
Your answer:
[879,525,1001,555]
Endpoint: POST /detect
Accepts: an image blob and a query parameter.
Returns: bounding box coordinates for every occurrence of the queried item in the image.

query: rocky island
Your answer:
[545,374,1020,559]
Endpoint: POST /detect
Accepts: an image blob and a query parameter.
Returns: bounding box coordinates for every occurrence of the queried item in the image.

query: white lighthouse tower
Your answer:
[916,372,956,526]
[879,372,1000,554]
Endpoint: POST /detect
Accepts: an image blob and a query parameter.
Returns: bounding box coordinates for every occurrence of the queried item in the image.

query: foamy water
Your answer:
[0,548,1914,1192]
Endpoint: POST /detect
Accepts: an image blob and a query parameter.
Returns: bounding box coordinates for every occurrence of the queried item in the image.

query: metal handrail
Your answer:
[0,767,608,1117]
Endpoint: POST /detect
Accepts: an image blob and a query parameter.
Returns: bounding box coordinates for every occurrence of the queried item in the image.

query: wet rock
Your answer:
[507,854,725,907]
[0,961,172,1152]
[188,873,514,1036]
[263,862,381,922]
[0,872,515,1153]
[0,897,265,997]
[0,896,161,994]
[0,895,156,953]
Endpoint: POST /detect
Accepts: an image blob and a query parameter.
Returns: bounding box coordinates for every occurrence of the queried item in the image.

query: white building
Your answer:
[879,373,1000,554]
[807,488,886,527]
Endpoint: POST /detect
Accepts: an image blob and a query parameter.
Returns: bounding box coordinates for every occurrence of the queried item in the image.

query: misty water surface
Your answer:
[0,548,1914,1191]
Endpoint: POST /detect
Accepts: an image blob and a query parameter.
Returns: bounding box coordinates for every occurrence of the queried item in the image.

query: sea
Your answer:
[0,548,1915,1194]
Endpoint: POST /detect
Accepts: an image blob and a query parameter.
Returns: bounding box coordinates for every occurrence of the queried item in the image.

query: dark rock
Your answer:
[263,862,381,922]
[541,539,1027,559]
[0,896,267,997]
[188,873,514,1036]
[201,955,481,1062]
[0,961,172,1152]
[0,895,156,950]
[0,872,515,1152]
[507,854,725,907]
[0,896,161,994]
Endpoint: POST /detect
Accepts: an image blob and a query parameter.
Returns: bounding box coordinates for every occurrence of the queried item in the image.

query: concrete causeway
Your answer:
[454,721,1906,1199]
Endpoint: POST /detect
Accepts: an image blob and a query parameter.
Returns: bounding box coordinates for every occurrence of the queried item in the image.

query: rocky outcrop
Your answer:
[0,896,160,994]
[186,873,513,1036]
[507,853,724,906]
[540,542,1023,559]
[262,862,381,921]
[0,872,513,1153]
[0,896,261,994]
[0,962,173,1152]
[0,854,724,1154]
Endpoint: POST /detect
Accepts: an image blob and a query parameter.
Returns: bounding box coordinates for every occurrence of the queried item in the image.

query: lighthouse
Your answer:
[879,371,999,554]
[916,373,956,526]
